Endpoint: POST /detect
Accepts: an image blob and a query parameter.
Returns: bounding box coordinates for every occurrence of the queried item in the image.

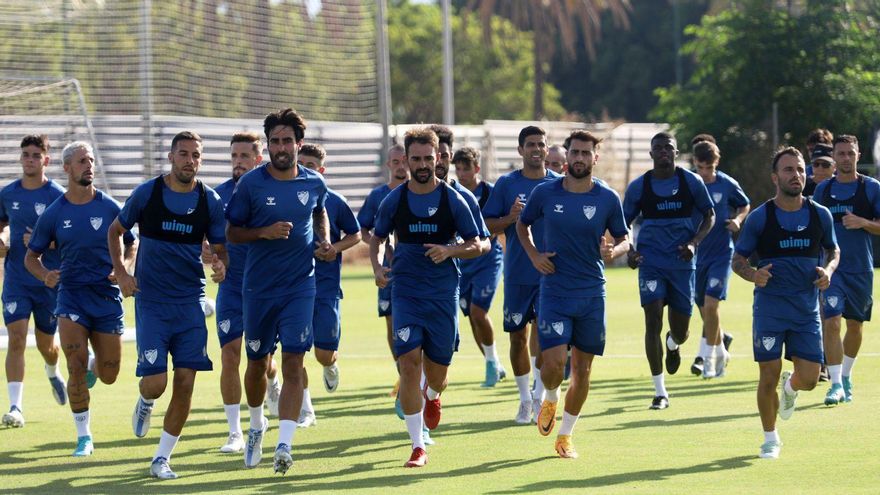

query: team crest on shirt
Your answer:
[797,225,806,231]
[428,207,438,217]
[709,278,720,288]
[552,321,564,335]
[762,336,776,351]
[34,203,46,215]
[712,192,723,205]
[248,339,261,352]
[90,217,103,230]
[511,313,523,326]
[297,191,309,205]
[379,299,390,311]
[397,327,410,343]
[671,188,679,195]
[11,202,19,210]
[583,205,596,220]
[4,302,17,314]
[826,296,839,309]
[144,349,158,365]
[459,297,467,310]
[219,319,231,334]
[645,280,657,293]
[186,208,195,215]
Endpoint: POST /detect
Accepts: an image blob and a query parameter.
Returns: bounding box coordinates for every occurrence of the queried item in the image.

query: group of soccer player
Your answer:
[0,113,875,478]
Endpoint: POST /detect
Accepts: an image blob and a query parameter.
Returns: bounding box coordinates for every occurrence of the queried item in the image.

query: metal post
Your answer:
[376,0,393,176]
[673,0,683,86]
[772,101,779,151]
[441,0,454,125]
[139,0,155,179]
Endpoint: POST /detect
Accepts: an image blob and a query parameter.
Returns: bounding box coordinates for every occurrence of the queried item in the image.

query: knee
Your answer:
[100,371,119,385]
[248,357,269,376]
[509,331,527,348]
[140,376,167,399]
[799,375,819,391]
[66,355,88,377]
[7,333,26,352]
[397,354,421,377]
[221,346,241,370]
[173,373,196,396]
[315,349,336,367]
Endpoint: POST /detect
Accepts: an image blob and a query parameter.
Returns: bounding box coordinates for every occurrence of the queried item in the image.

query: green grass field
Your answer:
[2,265,879,494]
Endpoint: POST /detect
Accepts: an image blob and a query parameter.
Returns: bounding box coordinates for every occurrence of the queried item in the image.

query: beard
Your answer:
[270,150,295,171]
[779,181,803,197]
[76,176,93,187]
[174,170,194,184]
[413,167,432,184]
[434,164,449,181]
[568,162,592,179]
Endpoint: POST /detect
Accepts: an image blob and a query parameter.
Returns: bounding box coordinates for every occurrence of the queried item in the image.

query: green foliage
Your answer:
[651,0,880,201]
[388,1,564,124]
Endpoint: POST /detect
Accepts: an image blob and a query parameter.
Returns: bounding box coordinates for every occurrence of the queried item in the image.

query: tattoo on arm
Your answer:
[731,254,755,282]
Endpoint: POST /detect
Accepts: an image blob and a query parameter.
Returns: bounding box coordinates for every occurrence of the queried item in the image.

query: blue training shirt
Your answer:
[813,177,880,274]
[315,188,360,299]
[357,183,392,232]
[735,200,837,321]
[374,183,479,300]
[214,178,248,292]
[460,181,503,278]
[696,170,750,265]
[225,163,327,300]
[482,168,562,285]
[623,167,714,270]
[0,179,65,287]
[29,190,135,295]
[118,177,226,303]
[520,178,628,295]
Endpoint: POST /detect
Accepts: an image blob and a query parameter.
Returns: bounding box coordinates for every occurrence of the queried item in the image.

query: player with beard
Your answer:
[210,132,281,454]
[225,108,331,475]
[25,141,136,456]
[370,127,481,468]
[483,126,562,424]
[358,144,409,409]
[109,131,228,479]
[623,132,714,410]
[732,147,837,459]
[517,130,629,458]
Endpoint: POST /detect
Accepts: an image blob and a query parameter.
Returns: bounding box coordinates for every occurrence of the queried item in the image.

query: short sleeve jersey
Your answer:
[695,170,750,265]
[0,179,65,287]
[214,178,248,292]
[813,176,880,274]
[315,189,360,299]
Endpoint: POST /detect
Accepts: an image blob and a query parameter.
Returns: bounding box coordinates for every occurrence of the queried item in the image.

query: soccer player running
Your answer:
[108,131,228,479]
[690,140,749,378]
[545,145,567,175]
[0,134,66,427]
[814,135,880,405]
[357,143,409,405]
[297,143,361,427]
[24,141,136,456]
[452,147,506,386]
[370,127,482,468]
[211,131,281,454]
[517,130,629,458]
[225,108,331,475]
[623,132,714,410]
[732,147,838,459]
[483,126,562,424]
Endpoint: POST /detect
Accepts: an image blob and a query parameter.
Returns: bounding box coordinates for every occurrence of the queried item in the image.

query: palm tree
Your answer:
[467,0,630,119]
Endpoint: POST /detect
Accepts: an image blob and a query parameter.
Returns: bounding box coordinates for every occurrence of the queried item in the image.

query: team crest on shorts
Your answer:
[397,327,410,343]
[144,349,158,365]
[69,314,80,322]
[379,300,390,311]
[428,207,438,216]
[642,280,657,293]
[552,321,564,335]
[90,217,103,230]
[300,327,308,343]
[712,192,723,205]
[219,319,231,334]
[583,205,596,220]
[459,297,467,310]
[4,302,17,314]
[709,277,720,288]
[762,336,776,351]
[826,296,839,309]
[248,339,261,352]
[35,203,46,215]
[511,313,523,325]
[297,191,309,205]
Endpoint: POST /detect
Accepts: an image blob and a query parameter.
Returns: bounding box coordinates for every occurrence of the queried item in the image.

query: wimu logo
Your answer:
[409,222,438,234]
[780,237,810,249]
[656,200,682,211]
[828,204,852,215]
[162,220,193,234]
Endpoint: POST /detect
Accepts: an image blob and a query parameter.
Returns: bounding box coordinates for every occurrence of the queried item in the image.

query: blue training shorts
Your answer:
[753,314,823,364]
[244,293,313,359]
[2,282,57,334]
[135,298,213,377]
[56,286,124,335]
[313,297,341,351]
[503,283,539,332]
[638,265,695,316]
[392,293,458,366]
[822,270,873,323]
[538,294,606,355]
[216,284,245,348]
[459,257,502,317]
[695,258,732,307]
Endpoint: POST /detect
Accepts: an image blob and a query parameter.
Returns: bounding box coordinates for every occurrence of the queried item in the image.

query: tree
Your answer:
[651,0,880,201]
[389,1,565,123]
[466,0,630,119]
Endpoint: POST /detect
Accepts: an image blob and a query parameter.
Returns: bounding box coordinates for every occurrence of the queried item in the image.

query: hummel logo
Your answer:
[517,193,527,203]
[554,204,564,213]
[63,220,72,229]
[11,202,19,210]
[266,197,276,206]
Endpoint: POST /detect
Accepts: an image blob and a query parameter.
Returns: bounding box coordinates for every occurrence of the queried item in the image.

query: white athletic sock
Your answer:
[268,373,280,389]
[482,343,497,363]
[515,374,531,402]
[828,364,843,385]
[784,377,796,395]
[420,370,426,390]
[154,430,179,462]
[533,372,546,399]
[530,356,537,372]
[87,353,95,372]
[302,388,314,413]
[699,337,709,359]
[45,363,60,379]
[74,410,91,437]
[707,345,720,361]
[763,430,780,444]
[277,419,297,447]
[545,386,560,403]
[140,394,155,406]
[842,355,857,377]
[405,412,425,450]
[558,411,579,436]
[8,382,23,410]
[666,334,679,351]
[249,405,265,431]
[224,404,242,434]
[425,386,440,401]
[652,374,668,398]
